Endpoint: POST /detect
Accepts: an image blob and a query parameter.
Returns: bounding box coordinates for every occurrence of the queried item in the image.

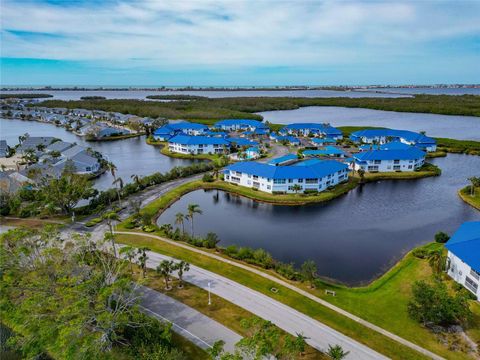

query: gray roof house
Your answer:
[0,140,8,157]
[18,137,56,153]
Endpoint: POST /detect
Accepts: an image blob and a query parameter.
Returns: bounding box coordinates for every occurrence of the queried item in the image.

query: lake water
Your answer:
[0,118,199,190]
[258,106,480,141]
[366,88,480,96]
[157,154,480,285]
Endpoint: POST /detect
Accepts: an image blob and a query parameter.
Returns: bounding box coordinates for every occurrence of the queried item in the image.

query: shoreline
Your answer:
[458,186,480,211]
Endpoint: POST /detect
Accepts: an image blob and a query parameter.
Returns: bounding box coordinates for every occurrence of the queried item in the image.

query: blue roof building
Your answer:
[245,147,260,160]
[168,135,230,155]
[303,146,345,158]
[311,138,337,145]
[350,129,437,152]
[274,135,300,145]
[279,123,343,139]
[214,119,269,131]
[268,154,299,166]
[446,222,480,299]
[352,147,426,172]
[227,137,259,147]
[153,121,208,141]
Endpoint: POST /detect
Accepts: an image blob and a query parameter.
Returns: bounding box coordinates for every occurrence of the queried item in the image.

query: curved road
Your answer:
[143,249,387,360]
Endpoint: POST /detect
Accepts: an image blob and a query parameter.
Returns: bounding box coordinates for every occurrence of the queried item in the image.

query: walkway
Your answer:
[142,246,387,360]
[117,231,444,360]
[140,286,241,352]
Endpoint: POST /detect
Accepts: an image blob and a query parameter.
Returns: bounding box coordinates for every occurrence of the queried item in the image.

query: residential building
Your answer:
[214,119,269,132]
[224,160,349,194]
[350,129,437,152]
[245,147,260,160]
[351,148,426,172]
[279,123,343,139]
[168,135,230,155]
[153,121,209,141]
[446,222,480,300]
[268,154,298,166]
[0,140,8,157]
[303,146,345,158]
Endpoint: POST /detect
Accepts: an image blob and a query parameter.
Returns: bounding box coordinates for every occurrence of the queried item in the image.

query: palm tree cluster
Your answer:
[174,203,203,238]
[155,260,191,290]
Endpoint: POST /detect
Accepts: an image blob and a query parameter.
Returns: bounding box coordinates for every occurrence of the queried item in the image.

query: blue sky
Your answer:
[1,0,479,86]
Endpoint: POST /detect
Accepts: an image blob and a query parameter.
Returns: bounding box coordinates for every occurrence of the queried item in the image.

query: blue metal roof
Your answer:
[359,144,379,151]
[380,141,412,150]
[154,121,207,136]
[350,129,436,145]
[294,159,322,166]
[226,160,348,180]
[312,138,336,144]
[268,154,298,165]
[353,147,426,161]
[168,135,230,145]
[214,119,268,129]
[226,137,259,146]
[445,222,480,272]
[280,123,342,136]
[304,146,345,156]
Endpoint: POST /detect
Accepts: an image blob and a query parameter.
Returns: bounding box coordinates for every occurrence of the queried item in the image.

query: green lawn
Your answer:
[458,186,480,211]
[142,270,326,359]
[117,232,466,360]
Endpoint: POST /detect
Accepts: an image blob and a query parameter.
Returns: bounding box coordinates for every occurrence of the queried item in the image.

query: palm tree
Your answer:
[131,174,142,189]
[18,132,29,144]
[112,176,124,207]
[357,168,366,184]
[103,211,120,257]
[428,250,445,276]
[156,260,175,290]
[292,184,302,194]
[175,260,190,288]
[467,176,480,196]
[175,212,186,235]
[187,204,202,238]
[327,344,350,360]
[137,247,150,278]
[301,260,317,288]
[119,246,136,274]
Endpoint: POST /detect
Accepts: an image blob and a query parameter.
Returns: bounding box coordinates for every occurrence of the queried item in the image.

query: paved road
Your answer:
[140,286,241,352]
[259,143,290,163]
[143,249,387,360]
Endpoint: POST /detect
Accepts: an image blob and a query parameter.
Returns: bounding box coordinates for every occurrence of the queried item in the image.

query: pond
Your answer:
[157,154,480,285]
[0,118,201,190]
[258,106,480,141]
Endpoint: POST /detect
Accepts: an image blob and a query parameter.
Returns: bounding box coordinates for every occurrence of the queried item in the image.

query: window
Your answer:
[274,179,286,184]
[305,178,318,184]
[288,179,293,183]
[267,185,271,190]
[471,269,480,281]
[253,175,258,180]
[465,277,478,293]
[368,166,379,171]
[394,160,400,164]
[408,165,413,169]
[374,160,381,164]
[298,179,303,183]
[231,176,240,183]
[393,165,401,170]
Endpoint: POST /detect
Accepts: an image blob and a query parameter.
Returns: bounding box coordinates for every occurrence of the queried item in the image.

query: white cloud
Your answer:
[1,0,479,68]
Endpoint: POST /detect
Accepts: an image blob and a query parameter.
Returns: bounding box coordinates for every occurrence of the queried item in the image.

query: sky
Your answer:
[1,0,480,86]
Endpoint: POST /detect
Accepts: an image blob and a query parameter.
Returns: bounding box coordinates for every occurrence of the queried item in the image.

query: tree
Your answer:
[187,203,202,238]
[467,176,480,196]
[301,260,317,288]
[327,344,350,359]
[291,184,302,194]
[282,333,308,359]
[21,148,38,164]
[357,168,365,183]
[434,231,450,243]
[120,245,137,274]
[408,280,472,327]
[40,172,95,214]
[175,212,186,235]
[131,174,142,189]
[103,211,120,257]
[428,249,445,276]
[236,317,280,359]
[137,247,150,278]
[203,232,221,249]
[156,260,175,290]
[175,260,190,288]
[112,176,124,207]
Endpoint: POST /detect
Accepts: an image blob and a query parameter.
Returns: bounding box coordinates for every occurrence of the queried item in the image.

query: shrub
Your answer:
[412,247,430,259]
[408,280,472,328]
[142,225,157,233]
[435,231,450,243]
[123,220,137,229]
[303,189,318,195]
[203,232,220,248]
[202,173,214,182]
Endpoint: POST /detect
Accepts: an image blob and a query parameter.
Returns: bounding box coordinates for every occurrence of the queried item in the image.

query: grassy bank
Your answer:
[116,233,429,360]
[435,137,480,156]
[160,146,217,161]
[117,232,480,360]
[37,94,480,122]
[458,186,480,211]
[142,269,325,359]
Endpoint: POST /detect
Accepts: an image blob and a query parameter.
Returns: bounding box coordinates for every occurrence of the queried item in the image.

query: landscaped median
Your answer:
[458,186,480,211]
[115,231,469,360]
